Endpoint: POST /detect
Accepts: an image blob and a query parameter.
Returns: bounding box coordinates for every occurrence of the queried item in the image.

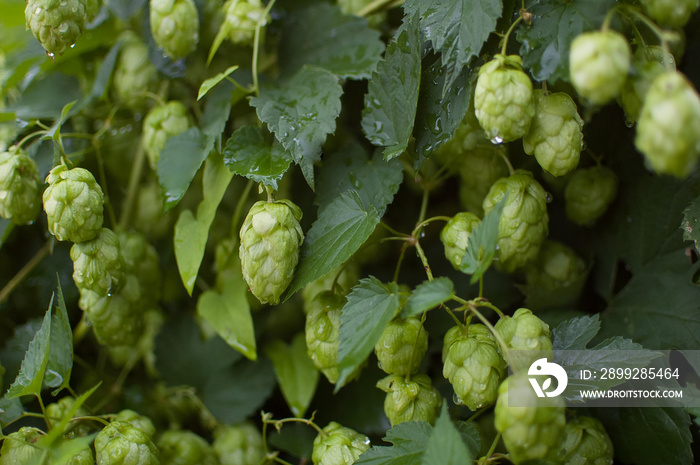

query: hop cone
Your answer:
[221,0,268,45]
[43,165,104,243]
[442,324,507,411]
[158,430,218,465]
[113,32,158,107]
[305,290,345,384]
[119,231,161,305]
[0,148,42,225]
[0,427,44,465]
[432,106,490,173]
[457,144,509,217]
[494,374,566,464]
[620,46,675,123]
[474,54,535,143]
[311,422,370,465]
[25,0,87,56]
[134,179,173,239]
[482,170,549,273]
[58,446,95,465]
[94,421,159,465]
[213,423,265,465]
[440,212,481,270]
[565,166,618,226]
[374,317,428,376]
[523,90,584,177]
[142,101,190,170]
[46,396,91,437]
[70,228,123,296]
[635,71,700,178]
[494,308,552,372]
[302,263,359,314]
[569,30,631,105]
[556,416,614,465]
[150,0,199,59]
[376,374,442,426]
[640,0,699,27]
[114,410,157,438]
[108,308,164,376]
[239,199,304,305]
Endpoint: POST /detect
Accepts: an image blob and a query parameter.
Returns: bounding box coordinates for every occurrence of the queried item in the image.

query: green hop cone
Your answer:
[565,166,618,226]
[474,54,535,143]
[620,46,675,123]
[134,179,174,239]
[150,0,199,59]
[569,30,631,105]
[70,228,124,296]
[119,231,161,305]
[305,290,345,384]
[0,427,44,465]
[482,170,549,273]
[432,105,490,173]
[108,308,164,376]
[113,32,158,108]
[46,396,91,437]
[239,199,304,305]
[221,0,268,45]
[0,147,42,225]
[157,430,218,465]
[376,374,442,426]
[212,423,265,465]
[640,0,699,28]
[25,0,87,56]
[494,308,552,372]
[457,144,509,217]
[635,70,700,178]
[142,101,191,170]
[556,416,614,465]
[302,263,359,314]
[57,445,95,465]
[442,324,507,411]
[494,374,565,464]
[440,212,481,270]
[374,316,428,375]
[114,410,157,438]
[523,90,584,177]
[311,422,370,465]
[43,164,104,243]
[95,421,159,465]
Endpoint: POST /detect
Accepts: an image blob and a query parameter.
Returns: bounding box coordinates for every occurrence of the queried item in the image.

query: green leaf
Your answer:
[174,153,234,295]
[197,65,239,101]
[42,100,76,141]
[222,125,292,189]
[336,277,401,388]
[91,41,121,99]
[200,81,235,142]
[284,191,380,299]
[422,405,473,465]
[267,423,315,460]
[0,219,13,253]
[250,66,343,188]
[401,277,454,318]
[8,73,82,119]
[355,421,433,465]
[404,0,501,92]
[459,197,505,283]
[47,435,96,465]
[315,143,403,217]
[361,14,421,160]
[39,384,99,449]
[264,333,319,418]
[681,193,700,242]
[0,396,23,431]
[454,422,481,458]
[552,314,601,350]
[516,0,616,82]
[44,280,72,393]
[279,3,384,79]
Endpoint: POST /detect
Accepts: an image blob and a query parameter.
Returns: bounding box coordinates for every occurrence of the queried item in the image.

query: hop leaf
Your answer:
[640,0,699,27]
[25,0,88,56]
[70,228,124,296]
[43,164,104,243]
[376,374,442,426]
[0,427,44,465]
[494,308,552,372]
[311,422,370,465]
[142,101,191,170]
[620,46,675,123]
[213,423,265,465]
[221,0,269,45]
[305,290,346,384]
[112,32,159,108]
[157,430,218,465]
[564,165,618,226]
[374,316,428,376]
[555,416,614,465]
[0,148,42,225]
[150,0,199,59]
[440,212,481,270]
[95,421,159,465]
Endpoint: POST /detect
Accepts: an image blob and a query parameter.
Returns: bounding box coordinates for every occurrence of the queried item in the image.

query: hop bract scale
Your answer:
[457,144,510,217]
[25,0,88,56]
[70,228,124,296]
[0,147,43,225]
[311,422,370,465]
[305,290,348,384]
[376,374,442,426]
[0,427,46,465]
[150,0,200,59]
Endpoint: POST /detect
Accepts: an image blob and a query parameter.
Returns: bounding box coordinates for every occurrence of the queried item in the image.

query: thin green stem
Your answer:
[478,433,502,465]
[414,240,433,281]
[393,242,408,283]
[252,0,277,97]
[230,179,255,237]
[117,140,145,230]
[468,306,509,358]
[413,216,452,233]
[418,188,430,224]
[15,130,48,150]
[357,0,401,17]
[499,151,514,175]
[94,146,117,229]
[478,275,484,299]
[501,16,524,55]
[444,305,465,329]
[264,415,324,435]
[601,7,618,33]
[0,241,51,304]
[474,299,505,319]
[379,221,410,238]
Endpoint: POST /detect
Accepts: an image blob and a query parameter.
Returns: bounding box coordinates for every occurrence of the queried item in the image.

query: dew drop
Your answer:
[490,136,503,145]
[624,117,635,128]
[545,192,553,203]
[70,43,76,49]
[452,393,463,405]
[377,361,383,370]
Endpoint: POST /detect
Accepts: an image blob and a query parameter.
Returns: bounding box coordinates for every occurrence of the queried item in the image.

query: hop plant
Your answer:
[25,0,88,56]
[620,46,675,123]
[46,396,91,437]
[494,308,552,372]
[302,263,359,314]
[482,170,549,273]
[114,410,157,438]
[94,421,159,465]
[108,308,164,375]
[457,144,510,217]
[58,446,95,465]
[43,164,104,243]
[442,324,507,411]
[239,199,304,305]
[0,147,42,225]
[523,90,584,177]
[305,290,346,384]
[0,427,44,465]
[133,179,173,239]
[474,54,535,143]
[119,231,162,305]
[432,106,490,173]
[565,166,618,226]
[440,212,481,270]
[556,416,614,465]
[640,0,699,28]
[70,228,124,296]
[150,0,199,59]
[569,30,631,105]
[142,101,191,170]
[157,430,218,465]
[311,422,370,465]
[112,32,158,107]
[374,317,428,375]
[221,0,268,45]
[376,374,442,426]
[494,374,566,464]
[213,423,265,465]
[635,70,700,178]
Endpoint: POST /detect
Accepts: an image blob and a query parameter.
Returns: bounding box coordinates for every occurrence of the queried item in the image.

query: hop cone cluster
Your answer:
[0,427,44,465]
[150,0,199,59]
[565,166,618,226]
[0,148,42,225]
[482,170,549,273]
[620,46,675,123]
[305,290,345,384]
[635,71,700,178]
[95,421,159,465]
[376,374,442,426]
[112,32,158,107]
[311,422,370,465]
[157,430,218,465]
[43,165,104,243]
[474,54,535,143]
[440,212,481,270]
[25,0,88,56]
[494,374,566,464]
[569,30,631,105]
[142,101,191,170]
[70,228,123,295]
[458,144,509,217]
[374,317,428,375]
[640,0,699,27]
[114,409,157,438]
[46,396,91,437]
[239,199,304,305]
[213,423,265,465]
[221,0,268,45]
[494,308,552,372]
[556,416,614,465]
[523,90,584,177]
[442,324,506,411]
